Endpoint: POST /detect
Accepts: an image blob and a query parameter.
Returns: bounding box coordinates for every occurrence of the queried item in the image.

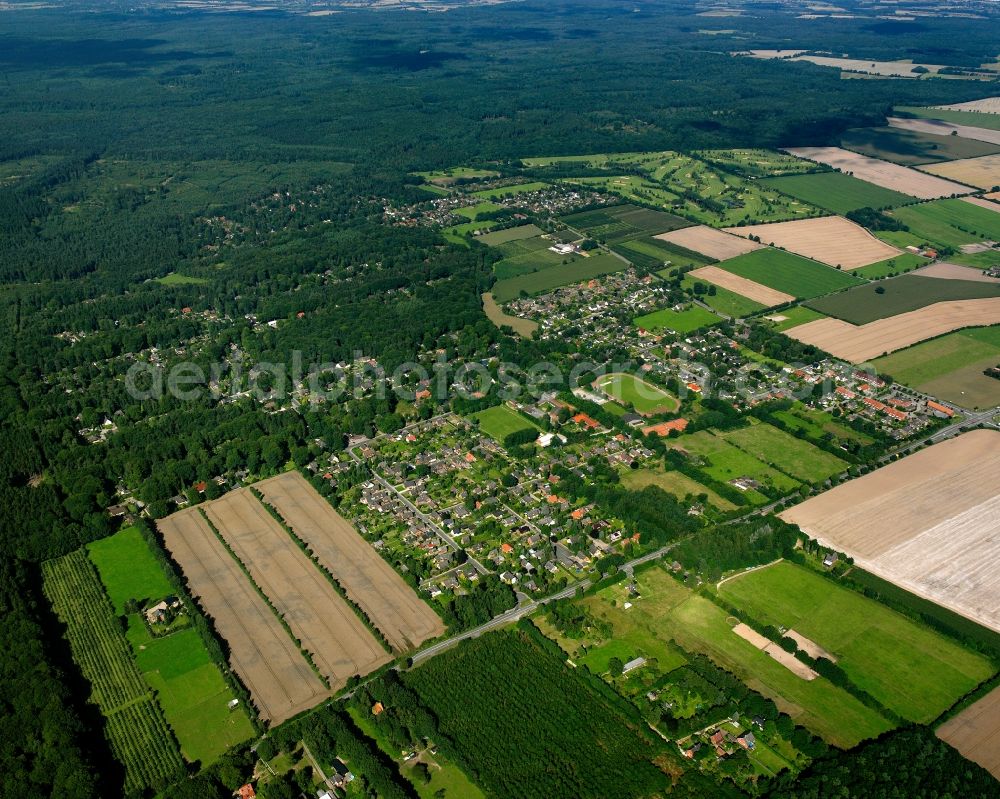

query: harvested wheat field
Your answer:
[781,430,1000,634]
[915,262,1000,283]
[654,224,762,260]
[785,298,1000,361]
[935,97,1000,114]
[256,472,444,651]
[921,154,1000,190]
[724,216,901,269]
[689,265,794,306]
[888,116,1000,147]
[204,489,392,689]
[786,146,973,198]
[964,195,1000,214]
[158,507,329,723]
[938,685,1000,779]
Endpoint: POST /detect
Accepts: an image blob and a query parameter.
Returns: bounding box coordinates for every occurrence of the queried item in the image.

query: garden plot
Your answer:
[888,116,1000,147]
[786,146,973,198]
[203,489,392,689]
[785,298,1000,361]
[655,225,762,260]
[255,471,444,652]
[920,154,1000,190]
[724,216,901,269]
[689,266,794,307]
[158,507,329,724]
[780,431,1000,635]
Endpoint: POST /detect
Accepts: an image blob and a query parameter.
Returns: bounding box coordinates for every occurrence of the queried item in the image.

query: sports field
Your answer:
[886,198,1000,250]
[472,404,539,441]
[781,431,1000,636]
[582,568,893,746]
[872,326,1000,408]
[561,203,690,244]
[806,273,1000,325]
[717,422,847,484]
[674,430,800,495]
[491,252,625,301]
[88,527,255,765]
[719,562,994,723]
[632,304,721,334]
[840,125,1000,166]
[594,372,679,415]
[763,171,915,214]
[715,247,862,299]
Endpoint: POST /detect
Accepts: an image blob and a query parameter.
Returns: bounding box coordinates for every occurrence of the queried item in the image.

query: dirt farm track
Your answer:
[158,508,329,724]
[780,431,1000,635]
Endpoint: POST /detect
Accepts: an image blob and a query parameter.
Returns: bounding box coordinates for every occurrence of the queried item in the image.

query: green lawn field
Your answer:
[807,273,1000,324]
[442,219,500,245]
[717,421,847,484]
[472,405,539,441]
[583,569,893,747]
[674,430,800,495]
[620,467,737,511]
[872,326,1000,408]
[594,372,680,414]
[471,181,549,199]
[454,200,503,220]
[840,125,1000,165]
[719,562,995,723]
[633,304,721,334]
[89,527,254,764]
[763,172,915,214]
[853,252,928,280]
[155,272,209,286]
[716,248,862,299]
[491,251,626,301]
[696,148,819,177]
[887,199,1000,250]
[475,223,543,246]
[765,305,827,331]
[682,274,766,318]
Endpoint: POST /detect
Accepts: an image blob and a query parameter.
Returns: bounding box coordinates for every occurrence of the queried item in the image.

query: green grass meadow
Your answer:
[717,421,847,484]
[717,248,862,299]
[763,171,915,214]
[491,251,626,301]
[633,304,721,334]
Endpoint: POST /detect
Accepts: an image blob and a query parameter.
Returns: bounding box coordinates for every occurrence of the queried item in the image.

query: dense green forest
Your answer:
[2,0,999,795]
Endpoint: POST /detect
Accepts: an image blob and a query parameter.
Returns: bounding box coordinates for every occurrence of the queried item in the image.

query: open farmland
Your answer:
[934,98,1000,115]
[689,265,793,307]
[889,114,1000,145]
[633,304,720,334]
[886,198,1000,250]
[786,147,973,198]
[158,507,330,723]
[491,252,626,301]
[787,298,1000,362]
[203,489,391,688]
[594,372,679,415]
[717,421,847,484]
[921,154,1000,190]
[872,326,1000,408]
[579,567,892,746]
[938,685,1000,780]
[714,247,862,299]
[475,223,543,246]
[561,203,689,244]
[719,562,994,723]
[762,171,916,214]
[255,471,445,652]
[807,273,1000,324]
[655,224,762,260]
[681,272,766,317]
[725,216,902,269]
[840,125,1000,166]
[615,235,713,271]
[780,431,1000,634]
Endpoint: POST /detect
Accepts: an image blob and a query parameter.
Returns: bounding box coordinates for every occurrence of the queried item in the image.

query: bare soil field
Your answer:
[785,298,1000,361]
[204,489,391,689]
[689,265,794,306]
[938,685,1000,779]
[255,472,444,651]
[780,431,1000,634]
[964,196,1000,214]
[158,508,329,723]
[724,216,901,269]
[733,623,818,680]
[934,98,1000,114]
[887,116,1000,147]
[915,262,1000,283]
[920,154,1000,190]
[786,146,974,198]
[654,224,762,260]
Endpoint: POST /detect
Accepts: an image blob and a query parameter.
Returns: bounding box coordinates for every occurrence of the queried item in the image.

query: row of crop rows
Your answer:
[106,698,186,793]
[42,550,185,792]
